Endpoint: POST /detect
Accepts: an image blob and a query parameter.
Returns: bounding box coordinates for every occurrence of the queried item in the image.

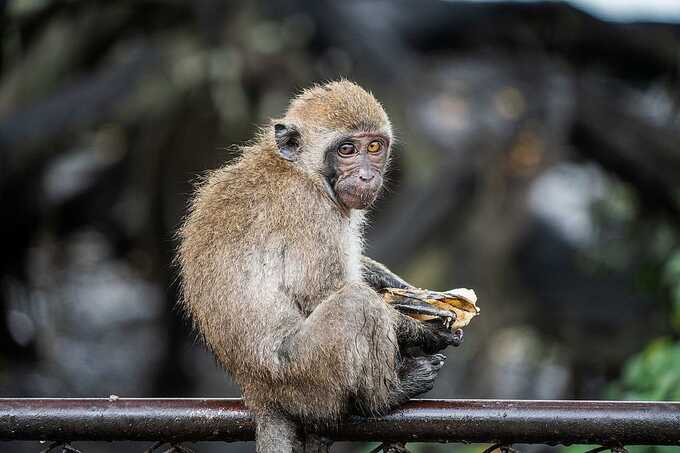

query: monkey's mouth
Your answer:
[335,178,381,210]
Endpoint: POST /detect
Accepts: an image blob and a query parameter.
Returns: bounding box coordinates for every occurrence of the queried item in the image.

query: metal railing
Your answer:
[1,398,679,452]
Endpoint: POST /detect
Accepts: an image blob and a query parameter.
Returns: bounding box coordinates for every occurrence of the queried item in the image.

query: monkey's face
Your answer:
[328,133,389,210]
[273,80,394,211]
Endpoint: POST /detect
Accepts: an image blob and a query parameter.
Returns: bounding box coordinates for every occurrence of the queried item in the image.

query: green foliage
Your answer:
[596,250,678,453]
[609,338,680,401]
[608,249,680,403]
[598,249,680,453]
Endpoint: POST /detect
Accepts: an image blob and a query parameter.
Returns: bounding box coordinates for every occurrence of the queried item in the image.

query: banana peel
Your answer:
[382,287,479,330]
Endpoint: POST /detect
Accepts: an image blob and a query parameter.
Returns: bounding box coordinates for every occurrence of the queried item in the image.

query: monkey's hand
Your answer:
[395,312,463,354]
[420,319,464,354]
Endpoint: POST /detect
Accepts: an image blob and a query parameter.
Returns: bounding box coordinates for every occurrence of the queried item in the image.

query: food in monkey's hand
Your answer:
[382,287,480,329]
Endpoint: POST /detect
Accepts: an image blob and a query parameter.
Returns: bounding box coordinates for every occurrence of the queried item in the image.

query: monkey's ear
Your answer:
[274,123,301,162]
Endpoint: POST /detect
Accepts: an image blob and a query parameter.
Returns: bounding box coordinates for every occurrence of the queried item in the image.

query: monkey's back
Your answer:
[178,147,364,387]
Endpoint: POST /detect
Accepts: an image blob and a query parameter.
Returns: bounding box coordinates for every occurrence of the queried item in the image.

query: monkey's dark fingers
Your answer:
[454,328,464,345]
[385,443,412,453]
[391,297,455,319]
[397,353,446,400]
[424,318,460,333]
[421,321,464,353]
[40,442,83,453]
[399,353,446,372]
[435,324,464,347]
[430,353,446,367]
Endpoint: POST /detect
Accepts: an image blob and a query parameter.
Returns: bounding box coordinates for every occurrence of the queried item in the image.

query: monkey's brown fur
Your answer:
[178,81,450,450]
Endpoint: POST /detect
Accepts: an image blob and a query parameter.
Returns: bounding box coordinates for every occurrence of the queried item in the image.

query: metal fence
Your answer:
[1,399,679,452]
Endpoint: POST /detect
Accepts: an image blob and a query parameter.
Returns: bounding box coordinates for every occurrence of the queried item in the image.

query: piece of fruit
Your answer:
[382,287,479,329]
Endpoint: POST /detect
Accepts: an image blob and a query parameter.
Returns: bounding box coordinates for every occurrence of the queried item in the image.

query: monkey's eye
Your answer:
[337,143,356,156]
[367,141,382,153]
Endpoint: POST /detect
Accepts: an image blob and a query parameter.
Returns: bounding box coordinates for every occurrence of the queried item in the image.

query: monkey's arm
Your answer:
[362,257,463,353]
[361,256,412,291]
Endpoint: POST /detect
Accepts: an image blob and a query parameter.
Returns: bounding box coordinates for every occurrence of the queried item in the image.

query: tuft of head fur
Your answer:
[284,80,392,135]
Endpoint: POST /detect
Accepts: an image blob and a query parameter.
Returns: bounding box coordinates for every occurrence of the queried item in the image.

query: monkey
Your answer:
[177,81,462,452]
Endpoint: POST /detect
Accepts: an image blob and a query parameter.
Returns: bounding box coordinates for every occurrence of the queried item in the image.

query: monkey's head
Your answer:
[273,81,393,211]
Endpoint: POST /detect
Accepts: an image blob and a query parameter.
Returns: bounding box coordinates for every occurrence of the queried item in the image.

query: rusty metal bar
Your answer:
[0,399,679,446]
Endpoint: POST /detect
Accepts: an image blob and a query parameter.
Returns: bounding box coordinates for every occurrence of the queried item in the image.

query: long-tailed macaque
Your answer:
[178,81,461,452]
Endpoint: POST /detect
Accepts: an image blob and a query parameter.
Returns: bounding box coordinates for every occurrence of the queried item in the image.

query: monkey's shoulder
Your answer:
[184,154,365,294]
[197,158,340,231]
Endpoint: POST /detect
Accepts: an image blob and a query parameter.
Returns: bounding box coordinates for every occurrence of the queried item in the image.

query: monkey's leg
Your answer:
[277,282,407,418]
[361,256,412,291]
[256,411,303,453]
[349,351,447,415]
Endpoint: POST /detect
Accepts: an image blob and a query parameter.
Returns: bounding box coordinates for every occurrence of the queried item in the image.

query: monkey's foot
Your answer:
[302,433,332,453]
[369,442,411,453]
[398,353,446,399]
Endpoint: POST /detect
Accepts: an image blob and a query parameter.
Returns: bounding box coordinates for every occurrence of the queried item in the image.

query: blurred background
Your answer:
[1,0,679,452]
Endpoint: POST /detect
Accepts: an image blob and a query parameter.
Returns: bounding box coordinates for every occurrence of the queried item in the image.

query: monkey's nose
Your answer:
[359,172,375,182]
